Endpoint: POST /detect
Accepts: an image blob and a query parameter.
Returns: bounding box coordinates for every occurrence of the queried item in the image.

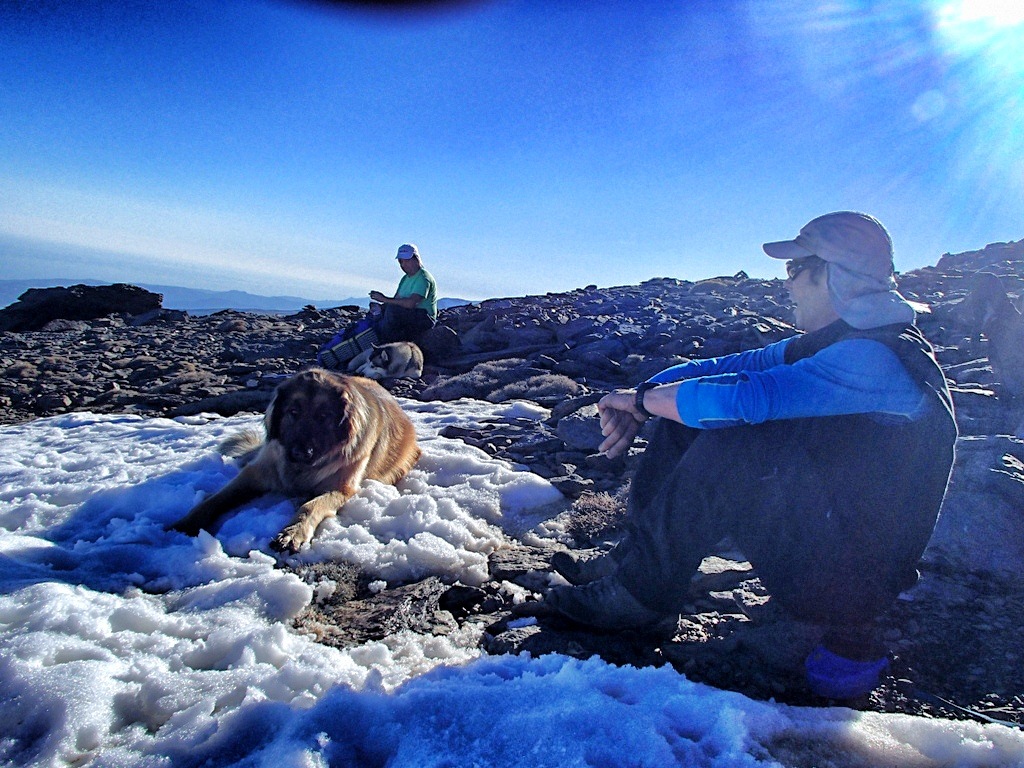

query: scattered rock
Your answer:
[555,404,603,451]
[3,238,1024,723]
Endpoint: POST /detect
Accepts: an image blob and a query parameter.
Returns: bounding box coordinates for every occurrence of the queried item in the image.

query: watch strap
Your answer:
[634,381,659,419]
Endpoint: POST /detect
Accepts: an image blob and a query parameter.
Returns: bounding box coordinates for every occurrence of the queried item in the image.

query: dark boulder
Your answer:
[0,283,163,332]
[418,324,461,362]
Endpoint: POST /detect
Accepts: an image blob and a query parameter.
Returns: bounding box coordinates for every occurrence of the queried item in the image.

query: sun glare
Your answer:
[935,0,1024,67]
[925,0,1024,229]
[939,0,1024,29]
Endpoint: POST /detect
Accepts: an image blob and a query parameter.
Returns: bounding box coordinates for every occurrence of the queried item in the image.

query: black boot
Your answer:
[546,575,668,631]
[550,549,620,586]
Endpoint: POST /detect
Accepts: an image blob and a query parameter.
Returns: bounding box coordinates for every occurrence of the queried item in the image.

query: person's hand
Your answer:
[369,290,387,303]
[597,389,646,459]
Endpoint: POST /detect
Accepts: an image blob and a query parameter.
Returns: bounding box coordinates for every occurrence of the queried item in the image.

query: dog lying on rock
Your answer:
[955,272,1024,435]
[347,341,424,380]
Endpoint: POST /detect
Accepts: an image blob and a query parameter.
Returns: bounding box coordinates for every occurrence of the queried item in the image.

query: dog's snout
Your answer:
[288,443,317,464]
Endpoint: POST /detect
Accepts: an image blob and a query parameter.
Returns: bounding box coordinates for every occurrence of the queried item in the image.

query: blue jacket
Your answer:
[648,333,927,429]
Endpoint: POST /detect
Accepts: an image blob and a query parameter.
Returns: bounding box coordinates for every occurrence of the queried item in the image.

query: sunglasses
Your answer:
[786,255,824,281]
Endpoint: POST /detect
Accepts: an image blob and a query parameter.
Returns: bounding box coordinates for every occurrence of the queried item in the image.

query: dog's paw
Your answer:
[270,524,311,553]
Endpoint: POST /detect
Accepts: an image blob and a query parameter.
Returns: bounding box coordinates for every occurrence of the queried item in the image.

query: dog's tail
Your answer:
[219,427,265,462]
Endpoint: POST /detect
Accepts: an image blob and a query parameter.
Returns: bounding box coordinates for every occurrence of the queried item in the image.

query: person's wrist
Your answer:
[634,381,659,419]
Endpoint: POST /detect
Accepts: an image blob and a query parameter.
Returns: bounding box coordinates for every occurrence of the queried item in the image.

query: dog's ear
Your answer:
[333,388,351,429]
[380,348,391,365]
[266,381,289,440]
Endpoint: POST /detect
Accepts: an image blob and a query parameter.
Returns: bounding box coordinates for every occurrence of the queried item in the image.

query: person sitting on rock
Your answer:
[369,243,438,344]
[319,243,438,369]
[546,211,957,700]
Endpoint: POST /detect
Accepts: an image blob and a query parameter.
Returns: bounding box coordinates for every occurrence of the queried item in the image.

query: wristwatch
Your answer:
[634,381,660,419]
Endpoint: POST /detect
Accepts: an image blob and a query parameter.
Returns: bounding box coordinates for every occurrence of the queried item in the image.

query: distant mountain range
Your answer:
[0,279,470,315]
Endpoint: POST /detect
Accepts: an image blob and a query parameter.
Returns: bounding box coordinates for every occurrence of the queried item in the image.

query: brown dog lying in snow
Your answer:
[171,367,420,552]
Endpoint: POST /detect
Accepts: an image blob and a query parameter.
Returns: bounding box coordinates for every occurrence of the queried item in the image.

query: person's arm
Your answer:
[670,339,926,428]
[599,339,925,456]
[597,385,680,457]
[372,271,429,310]
[369,290,424,309]
[598,341,790,456]
[649,338,791,384]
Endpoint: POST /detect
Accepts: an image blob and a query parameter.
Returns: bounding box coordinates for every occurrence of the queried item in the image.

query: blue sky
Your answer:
[1,0,1022,302]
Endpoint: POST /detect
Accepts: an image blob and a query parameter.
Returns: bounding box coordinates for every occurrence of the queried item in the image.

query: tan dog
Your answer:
[171,367,420,552]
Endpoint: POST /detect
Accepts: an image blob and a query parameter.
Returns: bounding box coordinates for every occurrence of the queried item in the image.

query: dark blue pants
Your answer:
[374,305,434,344]
[617,418,926,631]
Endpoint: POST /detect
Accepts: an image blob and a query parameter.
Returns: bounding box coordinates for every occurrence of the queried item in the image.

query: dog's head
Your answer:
[953,272,1017,330]
[368,344,393,368]
[353,344,399,380]
[266,368,355,465]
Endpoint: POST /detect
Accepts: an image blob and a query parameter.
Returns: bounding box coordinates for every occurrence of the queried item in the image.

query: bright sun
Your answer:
[941,0,1024,28]
[935,0,1024,62]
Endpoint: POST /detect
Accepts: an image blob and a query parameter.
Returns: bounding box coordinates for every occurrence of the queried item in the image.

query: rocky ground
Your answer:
[2,239,1023,727]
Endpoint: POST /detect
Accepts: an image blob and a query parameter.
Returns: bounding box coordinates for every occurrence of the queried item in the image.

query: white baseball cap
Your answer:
[396,243,420,260]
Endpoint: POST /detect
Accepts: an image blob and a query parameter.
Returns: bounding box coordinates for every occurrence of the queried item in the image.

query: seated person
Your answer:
[369,243,438,343]
[546,212,957,701]
[318,243,438,368]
